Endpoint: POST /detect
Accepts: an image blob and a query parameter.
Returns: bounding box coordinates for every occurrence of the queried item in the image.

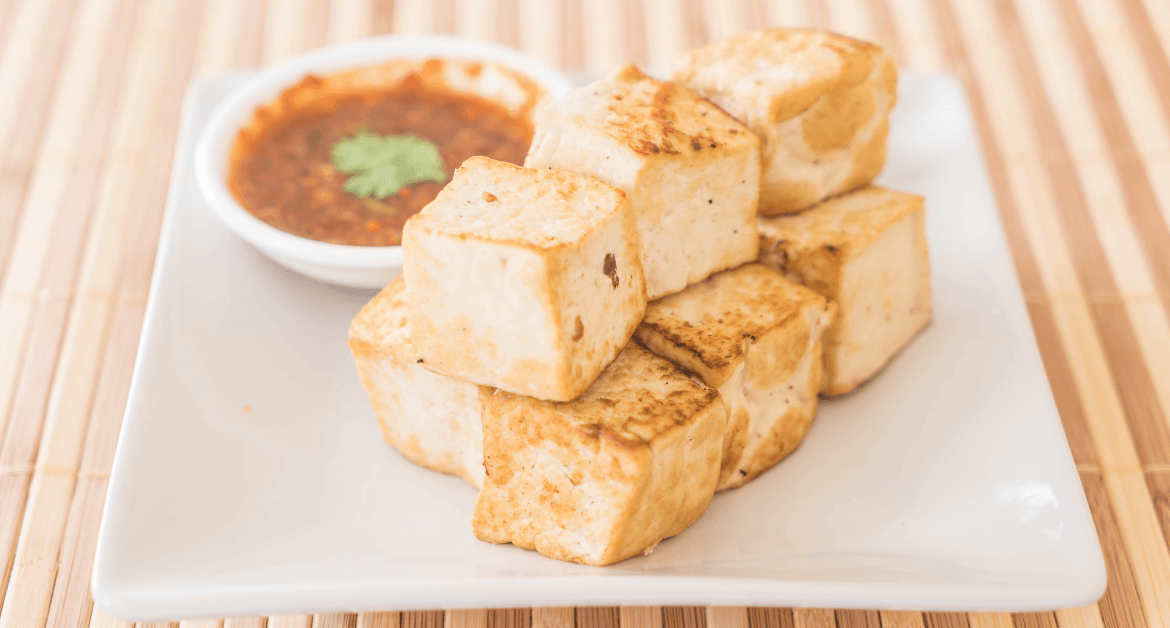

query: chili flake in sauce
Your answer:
[228,74,534,246]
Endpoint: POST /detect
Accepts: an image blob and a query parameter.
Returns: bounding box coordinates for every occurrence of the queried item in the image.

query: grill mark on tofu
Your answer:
[641,272,811,361]
[640,319,736,372]
[588,64,753,158]
[511,342,721,444]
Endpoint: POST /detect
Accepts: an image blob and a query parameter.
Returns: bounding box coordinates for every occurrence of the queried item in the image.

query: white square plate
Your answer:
[92,72,1106,621]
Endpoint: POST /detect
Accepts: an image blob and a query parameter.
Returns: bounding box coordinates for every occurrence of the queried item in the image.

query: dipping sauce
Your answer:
[228,72,535,246]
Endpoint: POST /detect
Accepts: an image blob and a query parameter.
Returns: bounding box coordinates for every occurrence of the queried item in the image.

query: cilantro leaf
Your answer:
[330,131,447,199]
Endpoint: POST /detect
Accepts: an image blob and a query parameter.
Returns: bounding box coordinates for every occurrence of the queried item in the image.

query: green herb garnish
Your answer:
[330,131,447,199]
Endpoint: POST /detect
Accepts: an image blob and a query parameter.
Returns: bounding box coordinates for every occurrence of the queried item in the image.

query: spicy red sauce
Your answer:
[228,75,534,246]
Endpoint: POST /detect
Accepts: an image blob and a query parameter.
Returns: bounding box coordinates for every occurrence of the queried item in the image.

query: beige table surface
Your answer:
[2,0,1170,626]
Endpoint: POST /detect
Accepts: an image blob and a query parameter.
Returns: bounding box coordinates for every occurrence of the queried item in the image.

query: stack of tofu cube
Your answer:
[348,28,931,566]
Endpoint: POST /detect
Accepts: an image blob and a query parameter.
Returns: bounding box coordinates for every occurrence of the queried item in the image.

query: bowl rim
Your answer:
[194,34,577,270]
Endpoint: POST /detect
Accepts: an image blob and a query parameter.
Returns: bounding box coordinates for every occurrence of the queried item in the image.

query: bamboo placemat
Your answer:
[1,0,1169,625]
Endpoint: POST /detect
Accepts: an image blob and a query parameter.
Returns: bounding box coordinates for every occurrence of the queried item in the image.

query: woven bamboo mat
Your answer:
[2,0,1170,625]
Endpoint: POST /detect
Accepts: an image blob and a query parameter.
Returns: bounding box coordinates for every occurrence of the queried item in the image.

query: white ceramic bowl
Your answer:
[194,35,576,289]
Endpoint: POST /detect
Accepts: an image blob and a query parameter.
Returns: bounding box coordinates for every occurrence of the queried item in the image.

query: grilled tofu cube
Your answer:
[525,64,760,300]
[472,341,725,566]
[673,29,897,215]
[636,264,834,490]
[349,278,486,488]
[758,186,930,396]
[403,157,647,402]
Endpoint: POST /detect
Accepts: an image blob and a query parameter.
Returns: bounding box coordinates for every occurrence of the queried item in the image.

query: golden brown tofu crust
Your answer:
[524,63,761,300]
[672,29,898,214]
[472,341,724,565]
[636,263,824,387]
[635,264,833,489]
[758,185,930,396]
[405,156,630,251]
[348,277,412,361]
[584,64,757,159]
[672,29,891,126]
[402,154,647,402]
[349,278,486,486]
[757,185,925,259]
